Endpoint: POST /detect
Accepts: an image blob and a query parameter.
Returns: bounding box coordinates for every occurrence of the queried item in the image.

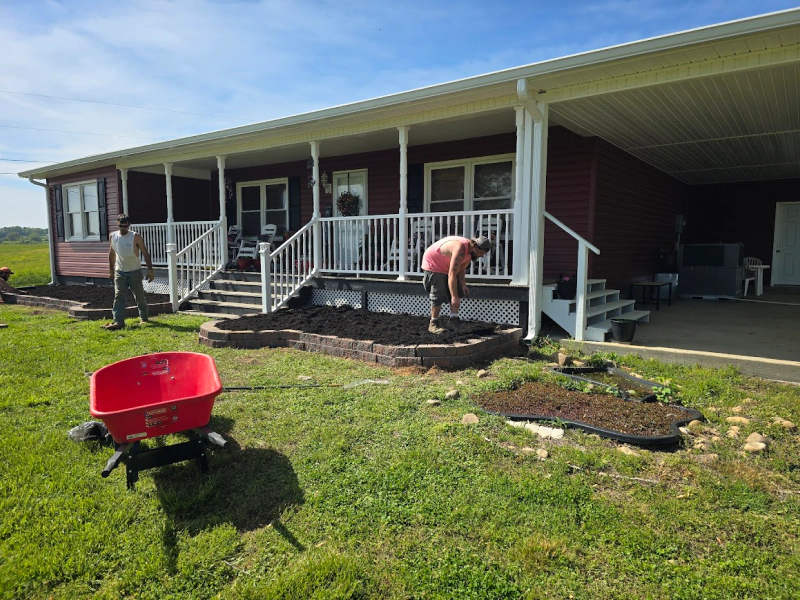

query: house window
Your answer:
[237,179,289,237]
[332,170,368,216]
[63,181,100,240]
[425,155,514,212]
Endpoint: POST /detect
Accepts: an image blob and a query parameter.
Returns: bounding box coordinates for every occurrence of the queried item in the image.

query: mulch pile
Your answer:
[479,380,690,437]
[216,305,502,346]
[19,285,170,309]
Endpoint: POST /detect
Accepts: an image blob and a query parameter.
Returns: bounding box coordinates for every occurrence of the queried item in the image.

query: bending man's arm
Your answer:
[448,243,467,312]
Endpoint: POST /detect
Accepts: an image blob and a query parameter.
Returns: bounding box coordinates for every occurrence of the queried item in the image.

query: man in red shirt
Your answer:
[421,236,492,334]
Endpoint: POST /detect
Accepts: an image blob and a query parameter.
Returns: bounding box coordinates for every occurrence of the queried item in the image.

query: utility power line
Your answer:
[0,89,246,121]
[0,158,56,163]
[0,123,159,140]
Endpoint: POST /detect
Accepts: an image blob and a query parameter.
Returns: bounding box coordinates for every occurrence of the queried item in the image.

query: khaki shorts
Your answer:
[423,270,451,307]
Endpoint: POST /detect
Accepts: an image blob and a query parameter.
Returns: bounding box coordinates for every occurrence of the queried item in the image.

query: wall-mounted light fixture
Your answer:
[320,171,331,194]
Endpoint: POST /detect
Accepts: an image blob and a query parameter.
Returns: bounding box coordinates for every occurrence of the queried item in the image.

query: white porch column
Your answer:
[510,106,526,285]
[164,162,174,245]
[120,168,129,216]
[216,155,227,263]
[397,126,409,280]
[526,94,549,340]
[310,141,322,273]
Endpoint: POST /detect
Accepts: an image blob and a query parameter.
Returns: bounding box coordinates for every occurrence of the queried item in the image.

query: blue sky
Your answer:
[1,0,797,227]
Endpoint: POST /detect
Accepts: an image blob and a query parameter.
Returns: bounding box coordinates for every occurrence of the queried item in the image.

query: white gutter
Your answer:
[17,8,800,181]
[27,177,57,285]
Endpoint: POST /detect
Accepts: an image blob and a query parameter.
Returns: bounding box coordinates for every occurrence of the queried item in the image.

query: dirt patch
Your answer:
[216,305,501,346]
[478,380,696,438]
[19,285,170,309]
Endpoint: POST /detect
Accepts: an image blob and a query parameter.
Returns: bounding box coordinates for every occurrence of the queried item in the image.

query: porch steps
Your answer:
[542,279,650,342]
[180,271,266,317]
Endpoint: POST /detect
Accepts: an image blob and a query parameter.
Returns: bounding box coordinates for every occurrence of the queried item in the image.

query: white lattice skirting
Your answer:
[143,277,211,298]
[311,289,519,325]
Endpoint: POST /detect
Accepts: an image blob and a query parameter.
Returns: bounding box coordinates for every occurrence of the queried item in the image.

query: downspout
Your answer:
[27,176,57,285]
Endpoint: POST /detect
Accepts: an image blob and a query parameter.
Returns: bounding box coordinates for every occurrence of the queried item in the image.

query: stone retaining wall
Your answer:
[199,321,523,368]
[3,293,172,321]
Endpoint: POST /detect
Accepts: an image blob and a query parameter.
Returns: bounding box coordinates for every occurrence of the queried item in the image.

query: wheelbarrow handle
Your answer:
[101,443,131,478]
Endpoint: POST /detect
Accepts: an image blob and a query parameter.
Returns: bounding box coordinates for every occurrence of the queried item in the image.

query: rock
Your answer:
[726,416,750,425]
[694,441,711,452]
[536,448,549,459]
[521,446,536,454]
[476,369,488,378]
[461,413,479,425]
[551,352,571,367]
[506,420,526,428]
[445,389,459,400]
[537,426,554,438]
[456,380,465,386]
[571,359,586,367]
[618,446,640,456]
[549,428,565,440]
[743,441,766,453]
[524,423,540,434]
[426,399,441,406]
[688,420,703,429]
[745,432,769,445]
[731,406,744,414]
[697,453,719,464]
[587,434,601,440]
[679,426,689,435]
[297,375,313,381]
[771,418,797,432]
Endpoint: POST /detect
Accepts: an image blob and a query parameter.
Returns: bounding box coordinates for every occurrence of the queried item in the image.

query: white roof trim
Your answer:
[19,8,800,179]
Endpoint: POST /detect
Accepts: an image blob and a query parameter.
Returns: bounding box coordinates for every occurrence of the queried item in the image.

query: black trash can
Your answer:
[610,318,637,343]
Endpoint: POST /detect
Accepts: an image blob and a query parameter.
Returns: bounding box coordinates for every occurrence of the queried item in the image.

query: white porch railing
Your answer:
[259,221,315,313]
[318,209,514,279]
[543,210,600,341]
[166,222,226,310]
[134,220,218,265]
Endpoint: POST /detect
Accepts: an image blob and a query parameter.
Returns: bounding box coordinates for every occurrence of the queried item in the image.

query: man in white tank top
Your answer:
[103,214,154,330]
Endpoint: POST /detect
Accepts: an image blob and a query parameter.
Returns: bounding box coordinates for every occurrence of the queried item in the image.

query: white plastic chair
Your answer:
[742,257,761,296]
[236,239,259,260]
[259,224,278,250]
[474,216,502,274]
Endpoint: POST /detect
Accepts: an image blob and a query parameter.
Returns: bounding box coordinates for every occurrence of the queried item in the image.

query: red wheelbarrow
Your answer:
[90,352,228,489]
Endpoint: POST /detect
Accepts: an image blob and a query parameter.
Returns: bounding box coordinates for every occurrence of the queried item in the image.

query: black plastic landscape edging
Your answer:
[547,366,663,402]
[485,405,704,448]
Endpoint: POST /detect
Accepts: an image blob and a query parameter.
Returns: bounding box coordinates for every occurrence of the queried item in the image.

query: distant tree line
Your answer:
[0,227,49,244]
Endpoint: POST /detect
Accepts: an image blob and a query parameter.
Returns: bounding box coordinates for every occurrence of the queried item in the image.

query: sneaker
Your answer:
[102,322,124,330]
[139,318,149,324]
[445,316,461,332]
[428,319,446,334]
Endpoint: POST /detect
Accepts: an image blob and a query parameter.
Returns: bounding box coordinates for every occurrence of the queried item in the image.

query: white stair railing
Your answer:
[166,221,225,311]
[543,210,600,341]
[260,220,315,313]
[135,220,217,265]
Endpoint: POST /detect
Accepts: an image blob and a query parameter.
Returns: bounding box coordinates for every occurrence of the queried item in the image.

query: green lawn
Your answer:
[0,242,51,286]
[1,305,798,599]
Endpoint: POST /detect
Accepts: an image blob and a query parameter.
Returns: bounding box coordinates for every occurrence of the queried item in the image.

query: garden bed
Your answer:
[200,305,523,368]
[479,380,703,446]
[4,285,172,321]
[547,365,662,400]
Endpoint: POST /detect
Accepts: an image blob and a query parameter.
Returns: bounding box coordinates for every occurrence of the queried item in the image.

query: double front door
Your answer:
[238,179,288,238]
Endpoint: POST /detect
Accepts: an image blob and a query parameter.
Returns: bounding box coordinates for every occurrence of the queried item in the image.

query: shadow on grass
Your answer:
[149,416,305,572]
[134,319,204,334]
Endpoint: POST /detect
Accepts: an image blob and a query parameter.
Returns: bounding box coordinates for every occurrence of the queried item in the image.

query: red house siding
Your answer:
[591,140,687,292]
[48,166,119,278]
[684,179,800,267]
[542,127,595,279]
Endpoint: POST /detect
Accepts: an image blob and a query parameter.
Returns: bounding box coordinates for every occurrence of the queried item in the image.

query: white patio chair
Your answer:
[227,225,241,261]
[259,224,278,250]
[742,257,761,296]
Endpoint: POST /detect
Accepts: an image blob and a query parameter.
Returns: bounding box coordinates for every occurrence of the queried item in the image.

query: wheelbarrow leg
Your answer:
[101,443,131,478]
[126,442,142,490]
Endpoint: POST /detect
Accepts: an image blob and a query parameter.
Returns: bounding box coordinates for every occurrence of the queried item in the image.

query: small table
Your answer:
[630,281,672,310]
[749,264,770,296]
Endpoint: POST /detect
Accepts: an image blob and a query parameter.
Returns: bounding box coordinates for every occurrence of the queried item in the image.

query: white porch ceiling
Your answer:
[551,63,800,185]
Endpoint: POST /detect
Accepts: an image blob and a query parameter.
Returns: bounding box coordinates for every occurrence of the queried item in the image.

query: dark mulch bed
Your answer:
[216,305,502,346]
[479,380,694,438]
[19,285,170,309]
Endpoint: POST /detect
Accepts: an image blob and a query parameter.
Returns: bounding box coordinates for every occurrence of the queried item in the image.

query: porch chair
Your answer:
[236,238,259,260]
[742,257,761,296]
[259,224,278,251]
[474,216,503,274]
[227,225,242,261]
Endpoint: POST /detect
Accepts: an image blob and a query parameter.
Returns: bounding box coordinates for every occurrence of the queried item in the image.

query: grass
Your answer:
[1,305,799,599]
[0,242,51,286]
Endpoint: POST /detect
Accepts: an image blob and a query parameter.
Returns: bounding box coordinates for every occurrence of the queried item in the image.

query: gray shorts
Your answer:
[423,270,451,306]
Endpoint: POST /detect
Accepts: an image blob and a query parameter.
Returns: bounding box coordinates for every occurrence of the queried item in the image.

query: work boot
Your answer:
[428,318,446,334]
[445,316,461,332]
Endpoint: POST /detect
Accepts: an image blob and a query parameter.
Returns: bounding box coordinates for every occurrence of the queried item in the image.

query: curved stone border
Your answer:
[2,292,172,321]
[199,320,523,368]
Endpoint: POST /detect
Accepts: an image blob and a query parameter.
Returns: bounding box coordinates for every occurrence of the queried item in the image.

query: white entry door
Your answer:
[772,202,800,285]
[333,170,368,269]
